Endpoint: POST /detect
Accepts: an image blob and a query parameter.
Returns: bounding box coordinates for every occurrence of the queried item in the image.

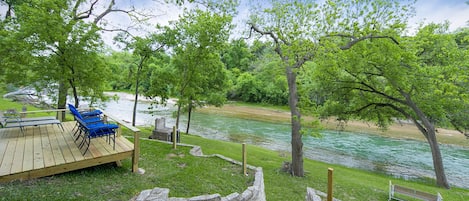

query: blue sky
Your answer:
[412,0,469,31]
[107,0,469,48]
[2,0,466,48]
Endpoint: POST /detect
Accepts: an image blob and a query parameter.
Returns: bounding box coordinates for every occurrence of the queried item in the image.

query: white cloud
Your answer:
[411,0,469,31]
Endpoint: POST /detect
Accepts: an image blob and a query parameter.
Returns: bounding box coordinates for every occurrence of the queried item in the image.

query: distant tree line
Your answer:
[104,39,289,105]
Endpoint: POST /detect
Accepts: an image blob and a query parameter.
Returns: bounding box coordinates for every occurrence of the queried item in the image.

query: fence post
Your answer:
[242,143,247,175]
[327,168,334,201]
[172,126,177,149]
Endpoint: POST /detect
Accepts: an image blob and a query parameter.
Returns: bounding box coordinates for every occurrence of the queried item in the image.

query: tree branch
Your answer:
[247,22,284,58]
[328,34,400,50]
[94,0,119,25]
[74,0,99,20]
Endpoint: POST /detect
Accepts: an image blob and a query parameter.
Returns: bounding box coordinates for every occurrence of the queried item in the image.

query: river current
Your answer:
[100,92,469,189]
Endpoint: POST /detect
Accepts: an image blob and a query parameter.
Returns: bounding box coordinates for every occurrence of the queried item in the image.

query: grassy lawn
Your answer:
[0,137,254,201]
[183,134,469,201]
[1,96,468,200]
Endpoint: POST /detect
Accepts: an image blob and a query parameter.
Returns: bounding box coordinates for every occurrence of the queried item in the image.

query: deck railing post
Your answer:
[242,143,247,176]
[103,114,108,123]
[327,168,334,201]
[172,126,177,149]
[117,123,122,137]
[132,130,140,173]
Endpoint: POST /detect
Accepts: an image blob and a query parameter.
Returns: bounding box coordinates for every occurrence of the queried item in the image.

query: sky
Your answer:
[105,0,469,49]
[411,0,469,31]
[0,0,468,49]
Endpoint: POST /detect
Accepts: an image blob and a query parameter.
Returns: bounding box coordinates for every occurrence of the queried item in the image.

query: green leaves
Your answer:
[314,20,469,132]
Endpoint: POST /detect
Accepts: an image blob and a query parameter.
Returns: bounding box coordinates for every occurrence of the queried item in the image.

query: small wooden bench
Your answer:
[389,181,443,201]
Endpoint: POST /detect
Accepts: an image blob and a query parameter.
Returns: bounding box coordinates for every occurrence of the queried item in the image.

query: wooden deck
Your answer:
[0,120,139,183]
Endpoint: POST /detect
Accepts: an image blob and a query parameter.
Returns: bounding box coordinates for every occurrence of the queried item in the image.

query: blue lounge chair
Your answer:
[75,117,118,155]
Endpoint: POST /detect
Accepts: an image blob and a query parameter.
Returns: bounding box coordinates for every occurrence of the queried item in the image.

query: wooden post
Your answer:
[132,130,140,173]
[172,126,177,149]
[103,114,108,123]
[327,168,334,201]
[117,123,122,137]
[242,143,247,175]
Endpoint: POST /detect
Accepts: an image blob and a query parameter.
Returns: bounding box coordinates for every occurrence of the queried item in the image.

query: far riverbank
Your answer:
[197,104,469,148]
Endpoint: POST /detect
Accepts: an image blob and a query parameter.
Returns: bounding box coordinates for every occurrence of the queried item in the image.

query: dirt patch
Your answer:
[198,104,469,148]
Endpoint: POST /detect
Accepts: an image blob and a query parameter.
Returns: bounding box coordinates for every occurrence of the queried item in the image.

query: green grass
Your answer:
[181,134,469,201]
[0,138,254,200]
[1,96,468,200]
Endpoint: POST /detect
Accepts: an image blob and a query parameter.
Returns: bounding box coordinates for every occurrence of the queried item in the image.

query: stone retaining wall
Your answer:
[132,141,266,201]
[305,187,341,201]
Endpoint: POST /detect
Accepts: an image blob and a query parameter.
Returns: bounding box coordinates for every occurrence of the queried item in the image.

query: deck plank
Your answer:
[10,133,25,174]
[55,127,76,164]
[0,129,10,167]
[0,132,16,176]
[41,125,55,168]
[116,136,134,151]
[0,121,136,183]
[47,125,66,166]
[23,128,34,172]
[62,122,86,161]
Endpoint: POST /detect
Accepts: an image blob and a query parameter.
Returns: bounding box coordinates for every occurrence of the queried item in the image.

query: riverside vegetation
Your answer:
[0,97,468,200]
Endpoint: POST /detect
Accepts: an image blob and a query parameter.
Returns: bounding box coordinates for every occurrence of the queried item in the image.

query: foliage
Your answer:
[221,39,253,71]
[313,20,468,188]
[314,22,469,137]
[156,7,234,130]
[104,51,135,91]
[229,43,288,105]
[1,0,116,108]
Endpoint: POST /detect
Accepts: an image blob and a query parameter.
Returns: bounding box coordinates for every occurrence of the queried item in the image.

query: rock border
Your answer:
[305,187,341,201]
[132,141,266,201]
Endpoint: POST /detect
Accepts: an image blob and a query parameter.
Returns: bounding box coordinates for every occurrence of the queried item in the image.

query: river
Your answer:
[101,92,469,189]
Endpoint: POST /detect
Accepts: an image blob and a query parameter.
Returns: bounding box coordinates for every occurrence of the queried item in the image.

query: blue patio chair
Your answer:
[75,117,118,155]
[68,104,103,137]
[68,104,102,117]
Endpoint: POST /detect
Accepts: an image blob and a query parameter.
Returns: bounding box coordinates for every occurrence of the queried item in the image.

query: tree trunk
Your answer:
[132,79,139,127]
[132,59,144,127]
[403,92,450,188]
[176,102,182,129]
[286,66,304,177]
[426,128,450,189]
[186,99,193,134]
[57,81,68,121]
[69,79,79,108]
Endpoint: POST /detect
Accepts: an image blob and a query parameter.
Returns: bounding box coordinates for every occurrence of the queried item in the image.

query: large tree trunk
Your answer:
[426,129,449,188]
[286,66,304,177]
[403,92,450,188]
